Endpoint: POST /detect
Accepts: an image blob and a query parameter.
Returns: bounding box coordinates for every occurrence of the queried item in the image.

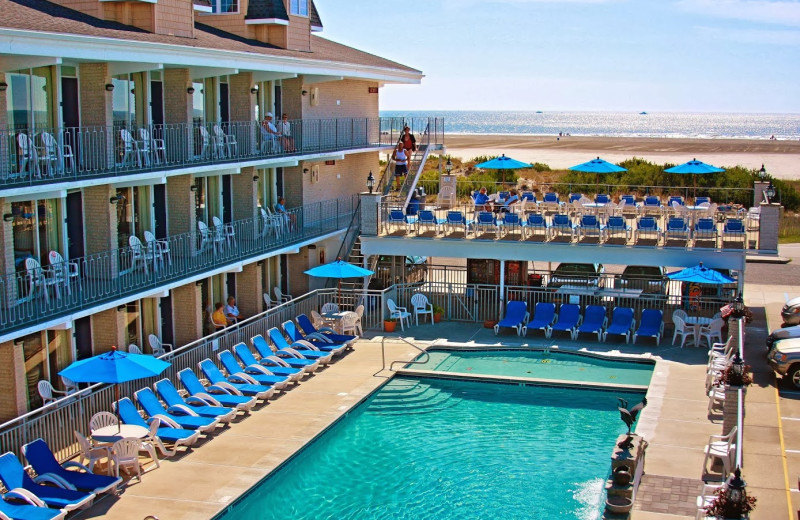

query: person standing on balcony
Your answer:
[279,114,295,152]
[392,143,408,190]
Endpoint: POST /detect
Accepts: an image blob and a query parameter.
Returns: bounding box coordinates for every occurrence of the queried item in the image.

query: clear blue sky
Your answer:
[318,0,800,113]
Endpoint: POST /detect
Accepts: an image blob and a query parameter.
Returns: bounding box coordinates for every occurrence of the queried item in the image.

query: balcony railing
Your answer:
[0,117,444,190]
[0,195,358,335]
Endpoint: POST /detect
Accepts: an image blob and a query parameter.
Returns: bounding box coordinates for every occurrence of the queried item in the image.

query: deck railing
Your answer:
[0,195,357,335]
[0,117,444,191]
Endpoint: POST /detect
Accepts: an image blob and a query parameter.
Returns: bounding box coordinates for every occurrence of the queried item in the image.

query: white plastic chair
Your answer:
[24,257,59,303]
[128,344,143,355]
[707,384,725,413]
[274,287,292,303]
[111,438,143,480]
[61,376,79,395]
[37,380,68,405]
[144,230,171,268]
[354,304,365,335]
[321,303,339,314]
[120,129,146,167]
[340,312,359,336]
[410,293,434,326]
[263,292,274,309]
[48,251,80,296]
[74,431,110,472]
[671,316,696,348]
[148,335,172,357]
[213,124,238,158]
[702,427,736,477]
[695,483,723,520]
[698,318,724,348]
[139,127,166,165]
[139,421,161,468]
[129,235,153,273]
[387,299,411,331]
[89,411,118,433]
[16,133,37,177]
[212,216,236,249]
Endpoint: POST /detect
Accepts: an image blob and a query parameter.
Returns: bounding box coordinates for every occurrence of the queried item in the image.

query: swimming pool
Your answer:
[407,349,654,387]
[216,377,645,520]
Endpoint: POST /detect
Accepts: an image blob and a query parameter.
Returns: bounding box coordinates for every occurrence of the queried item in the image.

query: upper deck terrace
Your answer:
[0,117,444,196]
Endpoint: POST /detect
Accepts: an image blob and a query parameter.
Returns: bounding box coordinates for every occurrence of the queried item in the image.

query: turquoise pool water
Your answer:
[216,377,645,520]
[410,349,654,387]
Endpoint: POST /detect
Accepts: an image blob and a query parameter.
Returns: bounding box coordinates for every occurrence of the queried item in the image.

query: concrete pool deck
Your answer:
[76,302,790,519]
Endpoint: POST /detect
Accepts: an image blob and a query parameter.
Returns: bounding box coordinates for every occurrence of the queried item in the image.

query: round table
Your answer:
[92,424,149,443]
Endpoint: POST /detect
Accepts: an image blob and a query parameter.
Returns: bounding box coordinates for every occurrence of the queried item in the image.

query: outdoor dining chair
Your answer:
[411,293,434,325]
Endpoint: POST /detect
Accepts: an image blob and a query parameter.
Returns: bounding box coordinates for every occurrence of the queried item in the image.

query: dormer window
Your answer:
[213,0,238,13]
[290,0,308,16]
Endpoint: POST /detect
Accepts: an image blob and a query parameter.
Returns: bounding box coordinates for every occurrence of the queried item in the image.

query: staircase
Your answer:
[366,380,462,415]
[383,144,432,211]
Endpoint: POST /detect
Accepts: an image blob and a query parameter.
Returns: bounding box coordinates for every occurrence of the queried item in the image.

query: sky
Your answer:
[318,0,800,113]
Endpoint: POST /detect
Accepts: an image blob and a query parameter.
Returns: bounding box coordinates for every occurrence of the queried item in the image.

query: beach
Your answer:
[444,135,800,179]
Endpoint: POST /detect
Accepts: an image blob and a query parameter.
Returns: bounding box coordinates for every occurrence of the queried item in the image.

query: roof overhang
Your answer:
[0,28,423,84]
[245,18,289,25]
[194,4,213,12]
[0,55,61,73]
[108,62,163,75]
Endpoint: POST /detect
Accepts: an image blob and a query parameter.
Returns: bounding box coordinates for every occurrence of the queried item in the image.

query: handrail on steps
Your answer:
[380,335,430,372]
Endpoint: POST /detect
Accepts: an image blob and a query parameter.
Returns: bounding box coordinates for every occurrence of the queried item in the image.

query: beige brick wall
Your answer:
[0,73,7,133]
[229,73,257,153]
[302,152,380,203]
[287,248,310,296]
[232,167,258,222]
[236,262,262,318]
[0,341,29,422]
[166,174,196,238]
[91,308,126,354]
[172,283,202,347]
[301,79,380,120]
[164,69,193,162]
[83,185,117,256]
[281,78,303,121]
[78,63,113,168]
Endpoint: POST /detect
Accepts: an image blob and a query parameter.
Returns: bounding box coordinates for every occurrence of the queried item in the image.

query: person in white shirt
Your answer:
[280,113,295,152]
[223,296,240,323]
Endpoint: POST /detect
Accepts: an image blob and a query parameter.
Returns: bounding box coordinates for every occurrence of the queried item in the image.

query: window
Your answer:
[212,0,238,13]
[290,0,308,16]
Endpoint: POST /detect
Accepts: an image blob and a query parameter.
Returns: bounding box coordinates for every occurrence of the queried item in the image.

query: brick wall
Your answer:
[287,247,310,296]
[0,200,18,302]
[164,69,193,163]
[303,152,379,202]
[0,73,7,132]
[281,78,303,121]
[282,165,304,207]
[91,308,125,354]
[172,283,202,347]
[78,63,113,168]
[232,168,258,222]
[166,175,196,239]
[758,203,780,253]
[301,79,380,120]
[82,185,117,256]
[236,262,262,318]
[0,341,29,422]
[229,72,257,153]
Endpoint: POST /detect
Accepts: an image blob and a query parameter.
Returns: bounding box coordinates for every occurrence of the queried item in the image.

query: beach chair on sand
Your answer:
[575,305,607,341]
[522,302,557,337]
[494,301,528,336]
[549,304,582,339]
[633,309,664,345]
[603,307,635,343]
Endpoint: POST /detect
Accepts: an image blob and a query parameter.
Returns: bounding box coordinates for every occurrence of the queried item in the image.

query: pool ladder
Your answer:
[379,335,430,372]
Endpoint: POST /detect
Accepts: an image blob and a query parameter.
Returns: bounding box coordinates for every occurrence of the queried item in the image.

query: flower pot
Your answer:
[612,465,632,486]
[433,313,442,323]
[605,496,633,514]
[384,320,397,333]
[484,320,497,329]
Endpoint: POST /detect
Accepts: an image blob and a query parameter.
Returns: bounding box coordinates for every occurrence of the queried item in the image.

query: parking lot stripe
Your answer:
[775,379,795,520]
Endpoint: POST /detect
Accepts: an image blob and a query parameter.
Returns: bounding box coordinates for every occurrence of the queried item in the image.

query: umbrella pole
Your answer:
[337,279,342,308]
[115,384,121,433]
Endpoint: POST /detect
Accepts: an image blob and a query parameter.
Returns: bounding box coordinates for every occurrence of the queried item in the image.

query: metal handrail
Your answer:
[736,317,744,469]
[333,198,362,264]
[380,335,430,372]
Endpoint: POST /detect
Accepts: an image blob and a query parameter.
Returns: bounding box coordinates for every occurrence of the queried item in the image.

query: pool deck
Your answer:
[76,284,794,520]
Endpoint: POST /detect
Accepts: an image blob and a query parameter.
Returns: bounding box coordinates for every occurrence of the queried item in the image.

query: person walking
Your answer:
[392,142,408,190]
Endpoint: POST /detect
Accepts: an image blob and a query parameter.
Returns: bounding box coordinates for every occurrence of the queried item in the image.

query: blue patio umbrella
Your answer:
[666,263,735,284]
[305,259,374,305]
[665,158,725,196]
[60,346,171,430]
[568,157,627,174]
[475,154,532,187]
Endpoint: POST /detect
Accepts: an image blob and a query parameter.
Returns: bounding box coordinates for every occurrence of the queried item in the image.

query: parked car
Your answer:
[766,325,800,352]
[767,337,800,389]
[371,256,427,290]
[781,296,800,326]
[615,265,667,295]
[548,263,605,289]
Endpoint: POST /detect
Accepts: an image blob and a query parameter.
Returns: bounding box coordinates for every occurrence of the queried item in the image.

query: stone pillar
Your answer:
[0,340,30,421]
[360,192,381,236]
[753,181,768,206]
[229,72,256,155]
[166,175,197,258]
[0,200,18,303]
[91,308,126,354]
[83,185,119,278]
[232,167,258,222]
[758,202,780,253]
[78,63,114,169]
[723,386,745,437]
[237,262,263,318]
[172,283,202,347]
[163,68,193,163]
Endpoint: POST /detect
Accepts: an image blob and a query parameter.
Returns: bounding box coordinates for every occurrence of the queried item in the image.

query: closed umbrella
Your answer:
[60,346,171,431]
[305,258,374,306]
[665,158,724,197]
[475,154,532,188]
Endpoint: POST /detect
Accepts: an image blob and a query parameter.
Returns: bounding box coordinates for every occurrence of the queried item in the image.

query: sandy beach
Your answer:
[444,135,800,179]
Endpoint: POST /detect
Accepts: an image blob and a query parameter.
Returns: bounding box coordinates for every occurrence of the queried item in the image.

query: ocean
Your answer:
[380,110,800,140]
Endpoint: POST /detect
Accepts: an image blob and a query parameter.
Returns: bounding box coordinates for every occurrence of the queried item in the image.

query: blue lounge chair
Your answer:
[197,358,276,398]
[474,211,498,238]
[525,213,550,240]
[22,439,120,495]
[387,209,414,233]
[280,321,344,359]
[296,314,357,345]
[634,216,661,243]
[577,214,604,242]
[0,494,66,520]
[665,217,690,242]
[575,305,607,341]
[668,195,684,207]
[177,368,256,411]
[569,193,583,203]
[694,217,717,245]
[633,309,664,345]
[416,210,445,235]
[550,213,575,240]
[256,331,331,365]
[523,302,556,337]
[500,212,524,237]
[549,304,582,339]
[445,211,473,236]
[595,194,610,204]
[0,453,94,512]
[605,216,631,241]
[521,191,535,202]
[217,350,293,389]
[603,307,635,343]
[642,195,662,209]
[722,218,746,244]
[154,379,237,422]
[116,397,199,456]
[231,342,304,380]
[273,324,345,357]
[493,301,528,336]
[620,194,635,206]
[695,196,710,205]
[235,341,316,375]
[543,192,560,204]
[135,387,219,433]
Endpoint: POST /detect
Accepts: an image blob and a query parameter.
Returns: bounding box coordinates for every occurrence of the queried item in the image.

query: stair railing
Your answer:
[380,335,430,372]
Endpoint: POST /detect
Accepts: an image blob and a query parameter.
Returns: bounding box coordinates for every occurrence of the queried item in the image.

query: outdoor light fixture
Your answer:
[765,181,776,202]
[190,184,198,192]
[758,164,766,180]
[116,305,126,312]
[187,86,195,95]
[366,170,375,193]
[302,90,308,96]
[0,82,7,92]
[253,175,259,182]
[250,86,258,94]
[303,168,309,174]
[109,195,123,204]
[445,157,452,174]
[732,295,745,319]
[104,83,115,92]
[724,467,748,518]
[2,213,13,222]
[730,352,745,383]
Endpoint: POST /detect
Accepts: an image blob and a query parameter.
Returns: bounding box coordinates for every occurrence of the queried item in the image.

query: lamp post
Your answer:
[765,181,776,203]
[723,467,748,519]
[366,170,375,194]
[730,352,745,386]
[445,157,452,175]
[732,296,745,319]
[758,164,766,181]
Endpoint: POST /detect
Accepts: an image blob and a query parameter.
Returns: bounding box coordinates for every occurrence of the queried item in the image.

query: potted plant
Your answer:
[714,354,753,388]
[432,304,444,323]
[383,318,397,333]
[702,469,756,519]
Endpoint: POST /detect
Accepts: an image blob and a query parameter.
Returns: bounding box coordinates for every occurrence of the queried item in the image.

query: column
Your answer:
[91,308,126,354]
[232,167,258,222]
[167,174,196,237]
[0,199,17,303]
[753,181,768,206]
[0,73,8,177]
[0,341,29,421]
[758,202,780,253]
[163,68,193,163]
[83,185,119,278]
[172,283,203,347]
[229,72,256,155]
[237,262,263,318]
[287,248,310,297]
[78,63,114,169]
[360,192,381,236]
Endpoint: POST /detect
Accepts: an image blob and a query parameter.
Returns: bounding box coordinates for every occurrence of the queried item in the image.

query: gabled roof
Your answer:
[310,1,322,30]
[245,0,288,22]
[0,0,420,76]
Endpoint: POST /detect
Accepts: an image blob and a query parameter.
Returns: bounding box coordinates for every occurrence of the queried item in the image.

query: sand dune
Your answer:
[443,135,800,179]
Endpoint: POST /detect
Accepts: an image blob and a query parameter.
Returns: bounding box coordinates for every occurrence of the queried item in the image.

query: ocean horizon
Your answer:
[379,110,800,140]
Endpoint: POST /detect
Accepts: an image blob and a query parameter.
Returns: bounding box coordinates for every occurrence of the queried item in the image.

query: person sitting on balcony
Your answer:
[497,189,520,214]
[211,302,228,329]
[224,296,240,324]
[275,197,296,229]
[260,113,281,152]
[279,114,295,152]
[473,187,491,211]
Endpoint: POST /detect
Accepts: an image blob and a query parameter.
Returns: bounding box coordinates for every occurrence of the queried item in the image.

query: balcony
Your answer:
[0,195,358,337]
[0,117,444,193]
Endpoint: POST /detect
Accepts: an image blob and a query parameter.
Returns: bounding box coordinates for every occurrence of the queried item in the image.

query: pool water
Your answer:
[410,349,654,387]
[217,377,645,520]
